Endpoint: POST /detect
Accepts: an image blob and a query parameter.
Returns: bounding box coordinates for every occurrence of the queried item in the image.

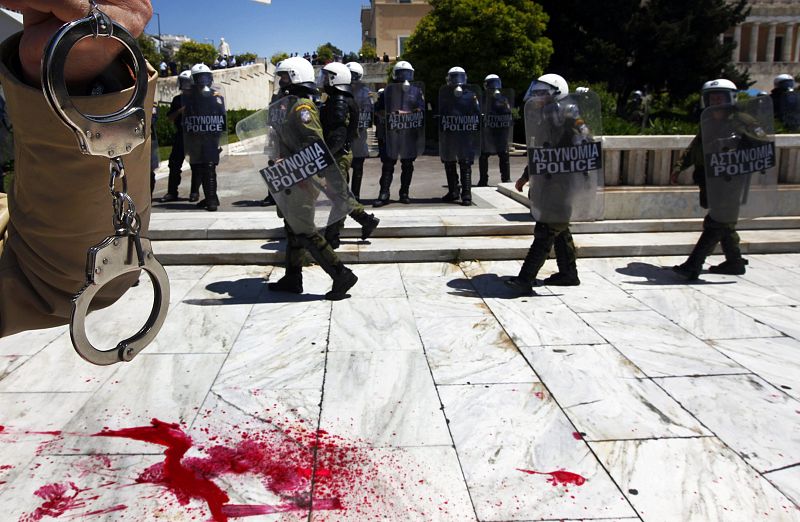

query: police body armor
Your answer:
[524,91,604,223]
[182,85,227,164]
[701,96,778,223]
[352,81,373,159]
[481,87,514,155]
[384,81,426,160]
[438,84,482,163]
[776,89,800,131]
[235,95,355,234]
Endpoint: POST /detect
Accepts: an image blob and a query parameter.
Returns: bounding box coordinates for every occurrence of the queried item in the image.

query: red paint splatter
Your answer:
[81,504,128,516]
[0,464,12,470]
[517,468,587,487]
[572,432,583,440]
[534,392,544,400]
[0,425,5,433]
[19,482,96,521]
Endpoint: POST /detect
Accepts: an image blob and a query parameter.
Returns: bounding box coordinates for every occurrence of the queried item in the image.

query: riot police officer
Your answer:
[770,73,799,131]
[439,67,481,205]
[671,79,770,279]
[478,74,513,186]
[266,57,358,300]
[160,70,192,202]
[346,61,369,200]
[184,64,225,212]
[318,62,380,249]
[506,74,588,293]
[374,61,425,207]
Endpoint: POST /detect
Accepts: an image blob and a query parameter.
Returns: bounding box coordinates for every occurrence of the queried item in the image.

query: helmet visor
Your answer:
[485,78,502,90]
[447,71,467,86]
[393,68,414,83]
[316,69,333,88]
[277,71,292,89]
[193,72,213,88]
[524,80,555,102]
[777,79,796,90]
[703,90,735,108]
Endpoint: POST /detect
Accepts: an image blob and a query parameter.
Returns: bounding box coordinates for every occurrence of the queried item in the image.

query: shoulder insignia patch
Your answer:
[300,109,312,123]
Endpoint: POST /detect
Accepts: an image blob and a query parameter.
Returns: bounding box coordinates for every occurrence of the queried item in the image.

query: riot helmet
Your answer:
[484,74,502,92]
[701,78,737,108]
[318,62,352,94]
[275,57,317,95]
[346,62,364,83]
[392,61,415,83]
[177,70,192,91]
[191,63,214,89]
[446,67,467,87]
[774,73,796,91]
[524,73,569,103]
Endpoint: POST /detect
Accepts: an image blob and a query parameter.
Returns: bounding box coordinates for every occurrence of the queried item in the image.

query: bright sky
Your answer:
[146,0,364,59]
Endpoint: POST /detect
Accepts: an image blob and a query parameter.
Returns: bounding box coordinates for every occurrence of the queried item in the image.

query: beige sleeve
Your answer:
[0,32,157,337]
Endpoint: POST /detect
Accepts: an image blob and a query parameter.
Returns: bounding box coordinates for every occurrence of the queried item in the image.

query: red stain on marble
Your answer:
[572,432,583,440]
[517,468,587,487]
[20,482,95,521]
[534,392,544,400]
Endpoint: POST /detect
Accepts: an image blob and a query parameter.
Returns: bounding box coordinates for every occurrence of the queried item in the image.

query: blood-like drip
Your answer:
[517,468,587,486]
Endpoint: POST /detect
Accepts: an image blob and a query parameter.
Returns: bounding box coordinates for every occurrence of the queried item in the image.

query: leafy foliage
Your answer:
[402,0,552,106]
[137,34,161,68]
[270,52,290,66]
[236,52,258,64]
[175,41,218,68]
[359,42,377,61]
[316,42,343,64]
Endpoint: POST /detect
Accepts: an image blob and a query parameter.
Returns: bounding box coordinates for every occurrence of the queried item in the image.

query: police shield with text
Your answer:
[505,74,603,293]
[770,73,800,131]
[375,61,425,206]
[439,67,481,205]
[479,74,514,186]
[673,79,777,280]
[182,64,227,211]
[236,57,358,300]
[346,61,372,200]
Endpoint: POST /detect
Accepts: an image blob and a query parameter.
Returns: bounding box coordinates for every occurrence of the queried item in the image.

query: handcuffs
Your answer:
[41,1,169,366]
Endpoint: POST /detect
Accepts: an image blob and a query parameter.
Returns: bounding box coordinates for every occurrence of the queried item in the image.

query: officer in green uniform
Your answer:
[317,62,380,249]
[671,79,764,280]
[267,57,358,300]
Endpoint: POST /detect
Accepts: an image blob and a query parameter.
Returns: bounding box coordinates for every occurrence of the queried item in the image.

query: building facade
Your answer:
[726,0,800,90]
[361,0,431,61]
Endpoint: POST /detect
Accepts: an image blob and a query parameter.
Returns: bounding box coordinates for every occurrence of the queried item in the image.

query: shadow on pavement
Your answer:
[499,212,534,223]
[616,262,735,286]
[447,274,558,299]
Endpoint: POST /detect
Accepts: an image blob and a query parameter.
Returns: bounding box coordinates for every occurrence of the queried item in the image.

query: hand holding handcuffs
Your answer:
[41,1,169,366]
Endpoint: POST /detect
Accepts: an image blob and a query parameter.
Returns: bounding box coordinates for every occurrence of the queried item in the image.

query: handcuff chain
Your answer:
[109,157,139,235]
[87,0,114,39]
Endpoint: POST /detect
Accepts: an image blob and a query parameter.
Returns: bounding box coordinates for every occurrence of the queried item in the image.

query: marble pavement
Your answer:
[1,254,799,521]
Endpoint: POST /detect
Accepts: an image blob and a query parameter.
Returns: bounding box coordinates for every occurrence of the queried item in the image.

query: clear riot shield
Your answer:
[524,90,604,223]
[182,84,227,164]
[776,90,800,131]
[701,96,778,223]
[481,88,514,155]
[438,84,482,162]
[235,95,355,235]
[384,81,426,160]
[352,82,373,159]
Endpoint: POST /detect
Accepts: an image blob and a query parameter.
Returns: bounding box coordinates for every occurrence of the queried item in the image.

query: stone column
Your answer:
[766,22,777,63]
[749,23,760,62]
[795,24,800,63]
[733,25,742,62]
[783,23,794,63]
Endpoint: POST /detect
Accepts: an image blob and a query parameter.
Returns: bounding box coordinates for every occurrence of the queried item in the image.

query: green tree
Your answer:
[316,42,343,64]
[359,42,377,61]
[270,52,289,65]
[175,41,218,68]
[137,34,161,68]
[403,0,552,107]
[237,52,258,64]
[539,0,750,110]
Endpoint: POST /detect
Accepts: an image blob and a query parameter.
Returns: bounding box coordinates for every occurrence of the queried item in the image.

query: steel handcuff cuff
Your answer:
[41,1,169,366]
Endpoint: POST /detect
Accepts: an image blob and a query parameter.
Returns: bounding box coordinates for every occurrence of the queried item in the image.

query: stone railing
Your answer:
[602,134,800,186]
[155,63,274,111]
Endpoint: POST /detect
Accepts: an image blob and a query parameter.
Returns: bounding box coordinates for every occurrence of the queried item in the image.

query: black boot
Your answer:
[673,217,723,280]
[441,162,460,202]
[373,161,394,207]
[477,154,489,187]
[324,219,345,250]
[459,162,472,206]
[709,228,747,275]
[189,166,201,202]
[268,269,303,293]
[499,152,511,183]
[399,160,413,204]
[505,224,555,295]
[296,234,358,300]
[270,228,304,293]
[543,231,580,286]
[351,209,380,240]
[351,157,364,201]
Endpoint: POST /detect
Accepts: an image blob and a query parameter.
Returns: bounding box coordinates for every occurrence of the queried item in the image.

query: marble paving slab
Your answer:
[485,298,605,347]
[215,301,331,391]
[347,263,407,298]
[398,261,464,278]
[591,437,800,522]
[49,353,227,455]
[416,316,536,385]
[657,374,800,472]
[0,355,28,383]
[407,292,493,319]
[630,288,783,340]
[765,465,800,508]
[752,253,800,275]
[737,257,800,302]
[164,264,212,280]
[710,337,800,401]
[581,311,745,377]
[0,325,66,357]
[329,298,423,352]
[521,345,709,440]
[553,272,649,313]
[319,350,451,447]
[689,275,799,308]
[438,383,635,521]
[739,305,800,341]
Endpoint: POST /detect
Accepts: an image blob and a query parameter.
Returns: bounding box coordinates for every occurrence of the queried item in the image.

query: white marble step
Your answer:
[147,210,800,241]
[150,229,800,265]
